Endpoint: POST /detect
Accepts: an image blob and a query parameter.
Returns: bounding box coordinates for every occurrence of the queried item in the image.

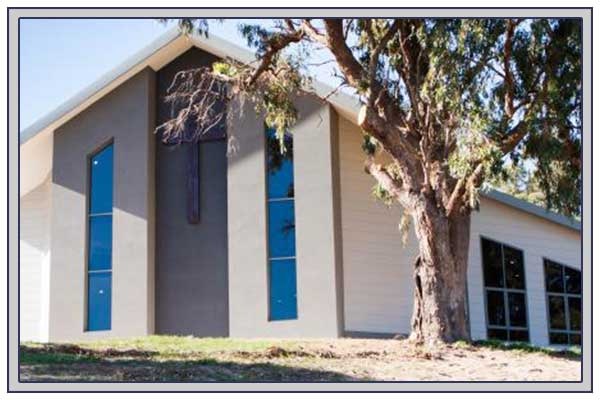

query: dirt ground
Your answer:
[19,337,581,382]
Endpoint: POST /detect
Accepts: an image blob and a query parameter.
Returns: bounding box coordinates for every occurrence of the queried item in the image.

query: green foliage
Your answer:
[449,131,503,181]
[369,161,406,209]
[239,23,272,55]
[371,182,394,207]
[357,18,579,217]
[361,134,378,156]
[158,18,212,37]
[489,160,580,218]
[384,19,579,216]
[261,66,302,139]
[212,61,238,78]
[218,61,305,148]
[163,18,581,217]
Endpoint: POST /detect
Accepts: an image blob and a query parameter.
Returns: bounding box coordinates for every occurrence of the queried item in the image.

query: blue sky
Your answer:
[20,18,329,130]
[20,19,164,129]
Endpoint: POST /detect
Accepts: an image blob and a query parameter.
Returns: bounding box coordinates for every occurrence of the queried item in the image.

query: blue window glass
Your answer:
[89,145,114,214]
[88,216,112,271]
[266,128,297,320]
[267,200,296,258]
[87,143,113,331]
[87,272,112,331]
[269,259,298,320]
[266,131,294,199]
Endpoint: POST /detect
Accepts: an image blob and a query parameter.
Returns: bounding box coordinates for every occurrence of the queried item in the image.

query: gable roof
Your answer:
[19,27,581,232]
[19,26,359,146]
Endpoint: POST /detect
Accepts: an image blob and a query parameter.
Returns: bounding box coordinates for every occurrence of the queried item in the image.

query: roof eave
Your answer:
[483,189,581,232]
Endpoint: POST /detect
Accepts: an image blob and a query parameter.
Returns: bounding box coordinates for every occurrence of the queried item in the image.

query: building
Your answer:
[19,28,581,346]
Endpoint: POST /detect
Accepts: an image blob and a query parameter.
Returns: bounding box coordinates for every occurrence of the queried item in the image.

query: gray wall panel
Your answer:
[155,48,229,337]
[227,94,342,337]
[49,68,156,341]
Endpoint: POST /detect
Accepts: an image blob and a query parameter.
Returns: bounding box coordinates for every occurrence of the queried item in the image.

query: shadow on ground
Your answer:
[19,339,581,382]
[19,344,357,382]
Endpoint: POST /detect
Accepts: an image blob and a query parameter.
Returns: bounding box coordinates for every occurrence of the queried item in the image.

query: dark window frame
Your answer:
[543,259,581,346]
[480,236,530,342]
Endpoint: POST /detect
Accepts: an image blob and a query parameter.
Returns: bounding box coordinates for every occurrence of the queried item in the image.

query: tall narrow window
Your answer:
[266,128,297,320]
[544,259,581,345]
[87,143,113,331]
[481,238,529,342]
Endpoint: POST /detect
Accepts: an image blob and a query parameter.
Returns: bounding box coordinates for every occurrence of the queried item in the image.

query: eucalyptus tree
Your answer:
[158,18,582,344]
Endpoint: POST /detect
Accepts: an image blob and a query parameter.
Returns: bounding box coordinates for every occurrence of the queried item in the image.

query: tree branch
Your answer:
[396,22,423,127]
[365,157,416,210]
[368,20,401,90]
[246,28,305,87]
[498,76,547,155]
[503,19,516,117]
[299,19,328,46]
[323,19,366,87]
[498,118,530,154]
[445,163,485,216]
[359,105,422,190]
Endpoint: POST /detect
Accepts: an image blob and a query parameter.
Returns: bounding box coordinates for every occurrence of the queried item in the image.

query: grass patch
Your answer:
[19,336,308,365]
[19,335,581,382]
[72,335,288,355]
[20,349,98,364]
[470,339,581,358]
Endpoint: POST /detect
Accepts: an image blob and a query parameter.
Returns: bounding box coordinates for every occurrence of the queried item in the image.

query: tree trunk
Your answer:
[409,198,471,344]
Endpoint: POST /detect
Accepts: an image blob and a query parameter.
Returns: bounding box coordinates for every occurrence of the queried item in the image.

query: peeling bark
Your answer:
[408,199,471,344]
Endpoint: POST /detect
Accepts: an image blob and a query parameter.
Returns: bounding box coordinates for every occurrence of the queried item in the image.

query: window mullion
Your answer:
[562,265,568,296]
[544,260,581,345]
[563,293,571,333]
[504,291,510,331]
[482,238,528,341]
[500,243,506,291]
[501,244,510,332]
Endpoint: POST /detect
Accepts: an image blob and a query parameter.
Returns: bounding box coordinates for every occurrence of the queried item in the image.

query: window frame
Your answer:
[85,140,114,332]
[264,128,298,321]
[543,258,581,346]
[480,236,530,342]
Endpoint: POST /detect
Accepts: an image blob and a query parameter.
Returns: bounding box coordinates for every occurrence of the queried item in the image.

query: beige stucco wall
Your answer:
[337,115,581,346]
[19,176,51,342]
[20,131,53,198]
[48,68,156,341]
[227,94,343,337]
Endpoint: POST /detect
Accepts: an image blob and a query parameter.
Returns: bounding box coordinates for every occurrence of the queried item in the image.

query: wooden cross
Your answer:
[186,142,200,224]
[184,122,226,225]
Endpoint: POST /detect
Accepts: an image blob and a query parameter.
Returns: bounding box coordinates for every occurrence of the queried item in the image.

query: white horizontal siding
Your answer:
[337,116,581,345]
[19,177,51,342]
[468,197,581,346]
[338,117,418,335]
